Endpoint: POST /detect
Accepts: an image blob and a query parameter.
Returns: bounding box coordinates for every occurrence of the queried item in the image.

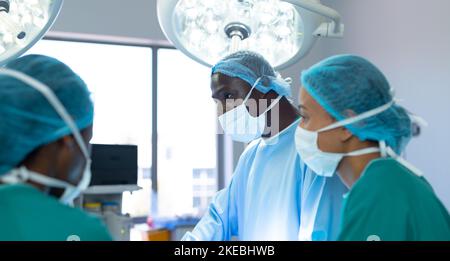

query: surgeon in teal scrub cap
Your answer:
[0,55,112,241]
[296,54,450,240]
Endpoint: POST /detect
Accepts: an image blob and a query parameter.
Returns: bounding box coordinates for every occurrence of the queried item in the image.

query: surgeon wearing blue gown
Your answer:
[182,51,348,241]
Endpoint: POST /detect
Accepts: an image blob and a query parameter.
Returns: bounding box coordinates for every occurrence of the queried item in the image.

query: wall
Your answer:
[50,0,450,209]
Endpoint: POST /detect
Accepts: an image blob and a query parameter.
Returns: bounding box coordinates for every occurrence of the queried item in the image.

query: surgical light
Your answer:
[0,0,63,66]
[157,0,344,69]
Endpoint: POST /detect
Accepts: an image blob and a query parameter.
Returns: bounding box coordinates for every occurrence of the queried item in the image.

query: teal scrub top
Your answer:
[338,158,450,241]
[0,184,112,241]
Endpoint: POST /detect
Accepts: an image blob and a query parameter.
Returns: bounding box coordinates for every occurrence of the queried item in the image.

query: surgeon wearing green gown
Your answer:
[0,55,112,241]
[294,54,450,241]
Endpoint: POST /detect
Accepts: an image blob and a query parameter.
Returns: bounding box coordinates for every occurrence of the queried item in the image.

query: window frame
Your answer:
[41,32,226,219]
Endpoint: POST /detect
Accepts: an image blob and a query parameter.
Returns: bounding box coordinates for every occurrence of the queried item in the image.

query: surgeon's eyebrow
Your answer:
[211,85,227,99]
[298,105,308,111]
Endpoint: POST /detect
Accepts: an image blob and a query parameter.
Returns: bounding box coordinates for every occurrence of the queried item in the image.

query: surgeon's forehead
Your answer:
[211,73,220,82]
[211,73,225,90]
[299,87,319,111]
[212,73,249,90]
[299,87,310,106]
[211,72,233,84]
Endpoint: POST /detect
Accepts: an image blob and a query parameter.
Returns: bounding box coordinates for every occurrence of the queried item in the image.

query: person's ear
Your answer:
[262,89,279,100]
[260,91,277,114]
[261,92,270,100]
[339,127,353,142]
[339,109,357,142]
[58,135,76,151]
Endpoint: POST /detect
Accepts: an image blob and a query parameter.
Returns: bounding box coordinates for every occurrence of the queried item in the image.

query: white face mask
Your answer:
[295,101,395,177]
[0,69,92,205]
[218,78,282,143]
[59,159,92,205]
[3,163,91,205]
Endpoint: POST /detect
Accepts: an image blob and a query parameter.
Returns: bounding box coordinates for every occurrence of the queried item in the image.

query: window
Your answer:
[25,38,220,219]
[157,49,218,217]
[27,40,153,217]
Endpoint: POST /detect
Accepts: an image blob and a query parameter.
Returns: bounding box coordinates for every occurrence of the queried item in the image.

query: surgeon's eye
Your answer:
[298,111,305,118]
[299,112,309,122]
[224,93,234,99]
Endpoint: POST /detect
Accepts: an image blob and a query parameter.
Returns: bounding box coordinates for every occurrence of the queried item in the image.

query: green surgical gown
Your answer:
[0,184,112,241]
[338,158,450,241]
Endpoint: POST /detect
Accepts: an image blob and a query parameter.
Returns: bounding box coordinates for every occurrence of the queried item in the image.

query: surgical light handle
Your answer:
[0,11,26,40]
[282,0,344,38]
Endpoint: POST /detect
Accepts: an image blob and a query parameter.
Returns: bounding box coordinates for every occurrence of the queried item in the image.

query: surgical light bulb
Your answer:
[172,0,304,68]
[158,0,344,69]
[0,0,63,66]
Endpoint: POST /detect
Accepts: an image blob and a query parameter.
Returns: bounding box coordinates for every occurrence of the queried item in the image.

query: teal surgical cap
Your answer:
[0,54,94,175]
[301,54,412,154]
[212,51,292,97]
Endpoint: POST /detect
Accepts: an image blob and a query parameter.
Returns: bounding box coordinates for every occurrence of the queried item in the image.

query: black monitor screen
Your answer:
[90,144,138,186]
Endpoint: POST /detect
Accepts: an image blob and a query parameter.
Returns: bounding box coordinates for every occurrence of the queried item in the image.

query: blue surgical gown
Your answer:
[183,120,348,241]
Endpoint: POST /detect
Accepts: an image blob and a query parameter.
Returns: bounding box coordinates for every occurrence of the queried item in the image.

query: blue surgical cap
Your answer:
[0,54,94,175]
[212,51,292,97]
[301,54,412,154]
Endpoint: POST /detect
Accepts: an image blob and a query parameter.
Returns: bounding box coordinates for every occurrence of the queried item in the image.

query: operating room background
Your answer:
[48,0,450,210]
